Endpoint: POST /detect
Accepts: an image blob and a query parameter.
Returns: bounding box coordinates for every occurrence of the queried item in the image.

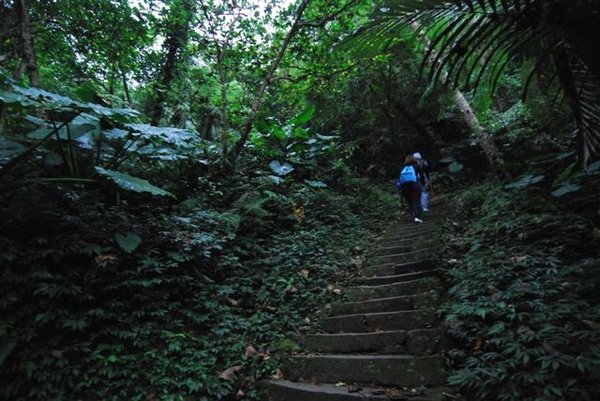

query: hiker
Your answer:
[413,152,432,212]
[396,154,425,223]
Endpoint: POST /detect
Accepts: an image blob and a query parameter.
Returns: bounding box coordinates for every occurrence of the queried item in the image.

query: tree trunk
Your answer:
[13,61,25,80]
[150,34,182,126]
[14,0,40,87]
[122,70,132,106]
[150,0,193,126]
[454,90,506,169]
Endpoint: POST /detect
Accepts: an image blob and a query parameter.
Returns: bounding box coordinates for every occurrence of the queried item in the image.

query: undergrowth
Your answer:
[442,179,600,401]
[0,173,398,401]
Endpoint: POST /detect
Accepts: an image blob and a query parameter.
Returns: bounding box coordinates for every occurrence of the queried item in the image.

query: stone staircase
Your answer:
[263,210,448,400]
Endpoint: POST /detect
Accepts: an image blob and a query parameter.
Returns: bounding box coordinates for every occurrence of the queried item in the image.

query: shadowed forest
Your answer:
[0,1,599,400]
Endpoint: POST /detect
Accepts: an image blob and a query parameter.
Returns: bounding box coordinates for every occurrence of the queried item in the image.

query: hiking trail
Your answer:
[264,206,450,400]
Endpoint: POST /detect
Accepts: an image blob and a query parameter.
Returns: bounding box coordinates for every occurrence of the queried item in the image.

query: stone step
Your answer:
[382,230,434,240]
[372,248,438,265]
[319,309,436,333]
[303,328,444,355]
[395,215,443,226]
[384,224,434,232]
[262,380,447,401]
[344,277,441,301]
[332,295,414,315]
[331,290,439,316]
[375,244,413,256]
[281,354,446,387]
[379,236,433,247]
[366,259,436,276]
[358,270,439,285]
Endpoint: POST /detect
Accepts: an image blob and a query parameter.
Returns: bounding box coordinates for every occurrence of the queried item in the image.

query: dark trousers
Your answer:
[401,182,423,219]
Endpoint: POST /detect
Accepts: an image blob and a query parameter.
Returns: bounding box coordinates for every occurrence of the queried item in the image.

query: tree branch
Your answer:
[273,63,356,84]
[229,0,312,163]
[298,0,358,28]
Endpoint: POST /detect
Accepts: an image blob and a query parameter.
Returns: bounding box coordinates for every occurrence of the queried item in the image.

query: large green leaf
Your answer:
[126,124,199,149]
[27,117,99,141]
[551,183,582,198]
[114,232,142,253]
[0,137,25,165]
[304,179,327,188]
[0,90,35,106]
[290,105,316,125]
[505,175,545,189]
[95,167,174,197]
[448,161,464,173]
[8,82,139,120]
[268,160,294,176]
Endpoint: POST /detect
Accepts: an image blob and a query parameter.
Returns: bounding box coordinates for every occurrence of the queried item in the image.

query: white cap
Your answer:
[413,152,422,159]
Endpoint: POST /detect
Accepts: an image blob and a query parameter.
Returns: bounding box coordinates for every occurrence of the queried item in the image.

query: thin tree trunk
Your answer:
[150,35,179,126]
[121,70,132,106]
[454,90,505,168]
[13,60,25,80]
[150,0,193,126]
[0,102,5,134]
[229,0,311,163]
[14,0,40,87]
[216,49,230,152]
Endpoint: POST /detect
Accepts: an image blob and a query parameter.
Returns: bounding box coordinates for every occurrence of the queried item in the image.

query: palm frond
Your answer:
[571,60,600,167]
[348,0,600,166]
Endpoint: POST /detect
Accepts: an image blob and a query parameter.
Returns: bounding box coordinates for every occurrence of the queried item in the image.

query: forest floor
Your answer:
[0,175,599,401]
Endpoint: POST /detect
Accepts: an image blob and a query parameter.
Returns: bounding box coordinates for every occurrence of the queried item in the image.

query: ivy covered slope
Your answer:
[439,121,600,399]
[0,80,399,400]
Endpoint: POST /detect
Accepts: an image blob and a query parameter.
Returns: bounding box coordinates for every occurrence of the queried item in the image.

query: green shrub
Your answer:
[442,182,600,401]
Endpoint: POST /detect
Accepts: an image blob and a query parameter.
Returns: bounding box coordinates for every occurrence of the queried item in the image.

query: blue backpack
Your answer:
[396,165,417,189]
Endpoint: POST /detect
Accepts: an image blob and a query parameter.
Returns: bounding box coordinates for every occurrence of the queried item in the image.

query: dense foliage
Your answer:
[0,169,398,400]
[442,178,600,401]
[1,0,599,400]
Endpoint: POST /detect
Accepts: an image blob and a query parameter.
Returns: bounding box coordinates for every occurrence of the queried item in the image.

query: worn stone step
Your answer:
[384,225,433,233]
[332,290,439,316]
[395,215,443,226]
[319,309,436,333]
[281,354,446,387]
[332,295,414,315]
[375,244,413,256]
[262,380,448,401]
[379,236,433,248]
[304,328,444,355]
[379,233,430,243]
[366,259,436,276]
[372,248,438,265]
[383,230,434,240]
[358,270,439,285]
[345,277,441,301]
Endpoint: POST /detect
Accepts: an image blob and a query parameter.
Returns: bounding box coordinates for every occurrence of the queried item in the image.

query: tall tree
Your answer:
[229,0,361,163]
[229,0,312,162]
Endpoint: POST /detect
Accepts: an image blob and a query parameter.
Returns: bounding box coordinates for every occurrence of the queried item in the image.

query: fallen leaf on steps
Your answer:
[244,345,257,358]
[385,388,408,400]
[219,365,242,381]
[347,385,362,393]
